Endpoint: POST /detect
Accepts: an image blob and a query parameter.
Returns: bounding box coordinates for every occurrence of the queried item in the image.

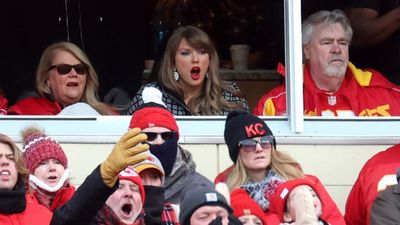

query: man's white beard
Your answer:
[324,63,346,77]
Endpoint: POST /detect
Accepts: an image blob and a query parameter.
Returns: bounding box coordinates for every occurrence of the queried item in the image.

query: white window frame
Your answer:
[285,0,304,133]
[1,116,400,145]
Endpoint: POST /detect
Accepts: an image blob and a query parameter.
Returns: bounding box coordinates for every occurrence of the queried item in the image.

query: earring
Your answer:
[173,68,179,81]
[206,73,209,79]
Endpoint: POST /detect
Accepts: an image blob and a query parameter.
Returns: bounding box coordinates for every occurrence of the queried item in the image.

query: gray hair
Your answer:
[302,9,353,46]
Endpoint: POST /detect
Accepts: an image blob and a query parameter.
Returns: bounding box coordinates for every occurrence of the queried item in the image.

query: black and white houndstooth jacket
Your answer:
[126,81,249,116]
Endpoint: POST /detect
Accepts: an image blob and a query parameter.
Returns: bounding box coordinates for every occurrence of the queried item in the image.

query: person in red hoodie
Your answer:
[253,9,400,117]
[345,144,400,225]
[215,109,345,225]
[269,178,334,225]
[230,188,270,225]
[21,126,75,211]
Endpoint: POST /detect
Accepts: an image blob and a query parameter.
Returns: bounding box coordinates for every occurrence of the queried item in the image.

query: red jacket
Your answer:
[49,185,75,211]
[345,144,400,225]
[0,95,7,115]
[8,96,62,115]
[0,194,52,225]
[253,62,400,116]
[29,184,76,211]
[8,96,117,115]
[269,177,345,225]
[214,168,345,225]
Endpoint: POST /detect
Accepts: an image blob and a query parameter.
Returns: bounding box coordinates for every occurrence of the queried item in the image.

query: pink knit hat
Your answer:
[22,127,68,173]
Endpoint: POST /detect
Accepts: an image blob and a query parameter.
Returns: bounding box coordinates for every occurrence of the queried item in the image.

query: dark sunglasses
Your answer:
[238,135,274,152]
[143,131,175,142]
[48,63,88,75]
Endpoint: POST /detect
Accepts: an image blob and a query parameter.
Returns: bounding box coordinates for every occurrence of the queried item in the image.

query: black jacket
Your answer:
[51,165,117,225]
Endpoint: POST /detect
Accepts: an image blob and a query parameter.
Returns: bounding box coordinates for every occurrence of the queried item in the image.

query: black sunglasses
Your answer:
[143,131,175,142]
[48,64,88,75]
[238,135,274,152]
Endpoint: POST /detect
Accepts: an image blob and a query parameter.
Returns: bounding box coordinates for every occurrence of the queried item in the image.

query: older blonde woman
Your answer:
[8,42,115,115]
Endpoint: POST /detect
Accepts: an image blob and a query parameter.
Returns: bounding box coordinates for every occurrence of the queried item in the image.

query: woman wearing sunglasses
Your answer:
[215,109,345,225]
[8,42,115,115]
[128,87,213,207]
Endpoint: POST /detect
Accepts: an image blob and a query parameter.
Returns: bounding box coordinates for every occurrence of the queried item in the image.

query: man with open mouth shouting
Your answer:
[94,166,146,225]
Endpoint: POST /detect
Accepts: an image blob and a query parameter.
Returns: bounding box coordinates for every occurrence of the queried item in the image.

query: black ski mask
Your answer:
[149,135,178,176]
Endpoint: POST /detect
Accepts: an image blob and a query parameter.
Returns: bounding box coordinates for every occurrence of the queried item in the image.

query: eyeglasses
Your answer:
[48,64,88,75]
[238,135,274,152]
[143,131,175,142]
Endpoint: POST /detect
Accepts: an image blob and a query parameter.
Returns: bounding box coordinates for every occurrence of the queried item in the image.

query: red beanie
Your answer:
[269,178,318,221]
[230,188,269,225]
[22,128,68,173]
[119,166,145,203]
[129,103,179,138]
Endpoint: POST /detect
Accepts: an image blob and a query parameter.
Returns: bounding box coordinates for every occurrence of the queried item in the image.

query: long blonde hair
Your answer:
[158,26,242,115]
[226,147,305,191]
[36,42,115,115]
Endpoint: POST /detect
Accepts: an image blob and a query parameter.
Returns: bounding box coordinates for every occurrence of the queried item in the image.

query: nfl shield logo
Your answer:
[328,96,337,106]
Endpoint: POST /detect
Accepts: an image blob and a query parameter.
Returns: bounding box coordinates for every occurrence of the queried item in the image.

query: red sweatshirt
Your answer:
[345,144,400,225]
[215,168,345,225]
[254,62,400,116]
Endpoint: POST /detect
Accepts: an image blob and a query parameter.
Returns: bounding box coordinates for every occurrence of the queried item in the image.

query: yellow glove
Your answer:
[100,128,149,187]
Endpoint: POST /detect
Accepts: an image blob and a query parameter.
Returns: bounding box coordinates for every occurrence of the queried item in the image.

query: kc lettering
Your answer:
[245,123,266,137]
